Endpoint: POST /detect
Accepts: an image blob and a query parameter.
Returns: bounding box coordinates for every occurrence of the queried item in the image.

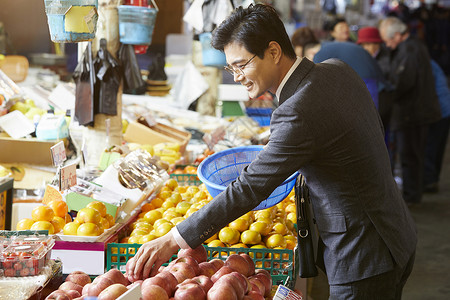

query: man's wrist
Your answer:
[171,226,191,249]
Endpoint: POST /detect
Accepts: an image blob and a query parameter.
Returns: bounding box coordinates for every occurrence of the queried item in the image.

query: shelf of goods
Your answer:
[106,243,298,289]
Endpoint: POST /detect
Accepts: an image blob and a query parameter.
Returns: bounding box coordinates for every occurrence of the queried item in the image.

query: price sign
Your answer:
[42,185,63,205]
[50,141,67,167]
[59,163,77,191]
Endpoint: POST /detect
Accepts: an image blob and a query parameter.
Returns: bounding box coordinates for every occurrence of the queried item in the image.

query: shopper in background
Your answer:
[291,26,319,57]
[424,59,450,193]
[357,26,395,164]
[327,17,352,42]
[379,16,441,206]
[127,5,417,299]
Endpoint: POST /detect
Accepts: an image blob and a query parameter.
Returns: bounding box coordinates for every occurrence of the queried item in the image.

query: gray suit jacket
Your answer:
[177,58,417,285]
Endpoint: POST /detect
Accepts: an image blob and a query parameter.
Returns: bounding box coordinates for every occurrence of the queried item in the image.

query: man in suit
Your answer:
[127,4,417,298]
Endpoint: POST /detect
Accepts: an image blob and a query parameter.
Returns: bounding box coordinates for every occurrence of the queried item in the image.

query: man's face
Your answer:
[224,42,277,99]
[380,28,402,50]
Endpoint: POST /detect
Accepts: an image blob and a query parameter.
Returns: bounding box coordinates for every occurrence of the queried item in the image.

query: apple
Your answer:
[177,245,208,263]
[211,266,234,283]
[45,290,72,300]
[142,275,176,297]
[248,277,265,296]
[156,271,179,294]
[225,254,251,277]
[173,282,206,300]
[207,282,238,300]
[254,270,272,296]
[103,268,129,286]
[141,284,169,300]
[215,273,246,299]
[169,262,196,283]
[182,275,213,293]
[245,291,265,300]
[239,254,255,276]
[66,271,92,287]
[168,257,200,276]
[209,258,225,270]
[229,271,250,294]
[97,283,128,300]
[198,262,217,278]
[59,281,83,295]
[66,290,81,299]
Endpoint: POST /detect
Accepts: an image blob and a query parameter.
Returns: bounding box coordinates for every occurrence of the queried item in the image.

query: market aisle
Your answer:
[308,137,450,299]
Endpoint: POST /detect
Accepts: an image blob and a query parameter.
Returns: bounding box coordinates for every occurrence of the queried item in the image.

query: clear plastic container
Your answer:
[1,242,53,277]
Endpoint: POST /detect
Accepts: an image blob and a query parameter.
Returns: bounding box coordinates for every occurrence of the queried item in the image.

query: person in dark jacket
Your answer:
[379,16,441,205]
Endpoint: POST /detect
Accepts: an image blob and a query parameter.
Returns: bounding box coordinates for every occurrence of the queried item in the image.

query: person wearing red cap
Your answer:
[357,26,383,57]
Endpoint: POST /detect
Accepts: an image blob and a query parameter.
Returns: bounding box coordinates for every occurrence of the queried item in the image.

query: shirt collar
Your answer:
[275,57,302,101]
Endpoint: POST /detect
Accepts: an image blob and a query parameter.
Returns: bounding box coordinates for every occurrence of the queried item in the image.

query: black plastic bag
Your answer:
[118,44,146,95]
[73,43,95,126]
[93,38,121,115]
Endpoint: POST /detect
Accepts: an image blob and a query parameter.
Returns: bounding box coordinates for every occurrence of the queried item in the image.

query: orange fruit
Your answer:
[127,236,141,244]
[228,217,250,232]
[77,223,100,236]
[16,218,34,230]
[170,217,185,226]
[143,210,163,225]
[76,207,102,224]
[153,219,170,228]
[50,216,66,233]
[105,214,115,227]
[165,178,178,190]
[31,221,55,234]
[63,222,80,235]
[240,230,262,245]
[100,217,110,230]
[249,244,267,259]
[87,201,107,217]
[207,239,225,247]
[150,197,164,208]
[218,227,240,245]
[139,233,157,244]
[31,205,55,222]
[47,200,68,218]
[141,202,155,212]
[65,214,73,223]
[204,233,218,244]
[264,233,287,248]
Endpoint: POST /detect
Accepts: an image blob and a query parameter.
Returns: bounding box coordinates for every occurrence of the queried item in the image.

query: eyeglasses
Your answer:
[224,54,257,77]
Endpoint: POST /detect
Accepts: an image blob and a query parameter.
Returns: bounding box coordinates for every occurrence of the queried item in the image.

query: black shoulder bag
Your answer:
[295,174,319,278]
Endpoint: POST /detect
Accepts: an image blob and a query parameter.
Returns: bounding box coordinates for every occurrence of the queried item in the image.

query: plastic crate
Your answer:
[169,173,202,186]
[106,244,297,289]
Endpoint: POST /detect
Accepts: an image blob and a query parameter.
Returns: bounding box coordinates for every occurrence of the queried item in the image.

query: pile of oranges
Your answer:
[16,200,115,237]
[122,178,298,253]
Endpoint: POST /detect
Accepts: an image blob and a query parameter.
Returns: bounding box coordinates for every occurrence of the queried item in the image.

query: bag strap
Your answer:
[295,174,310,238]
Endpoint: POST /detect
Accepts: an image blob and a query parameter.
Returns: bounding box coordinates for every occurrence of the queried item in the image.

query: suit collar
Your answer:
[279,58,315,105]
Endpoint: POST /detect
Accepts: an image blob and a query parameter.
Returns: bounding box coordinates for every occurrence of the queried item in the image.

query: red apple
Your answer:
[217,273,246,299]
[141,284,169,300]
[169,262,196,283]
[211,266,234,283]
[207,282,238,300]
[66,290,81,299]
[59,281,83,295]
[225,254,251,277]
[66,271,92,287]
[198,262,217,278]
[229,271,249,294]
[178,245,208,263]
[45,290,72,300]
[248,277,265,296]
[156,271,179,294]
[103,269,129,286]
[168,257,200,276]
[209,258,225,270]
[253,271,272,296]
[183,275,214,293]
[245,291,265,300]
[173,282,206,300]
[97,283,128,300]
[239,254,255,276]
[142,275,176,297]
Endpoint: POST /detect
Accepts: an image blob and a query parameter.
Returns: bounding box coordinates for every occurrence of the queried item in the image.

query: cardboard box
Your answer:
[123,121,191,153]
[0,136,59,165]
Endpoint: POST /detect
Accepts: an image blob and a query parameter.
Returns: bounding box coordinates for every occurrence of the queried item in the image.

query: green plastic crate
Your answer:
[106,244,297,289]
[169,173,202,186]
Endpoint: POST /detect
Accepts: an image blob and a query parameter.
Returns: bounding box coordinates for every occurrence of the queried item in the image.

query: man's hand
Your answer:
[126,231,180,281]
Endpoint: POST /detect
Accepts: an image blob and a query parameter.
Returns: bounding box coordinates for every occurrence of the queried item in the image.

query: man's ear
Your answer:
[267,41,282,64]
